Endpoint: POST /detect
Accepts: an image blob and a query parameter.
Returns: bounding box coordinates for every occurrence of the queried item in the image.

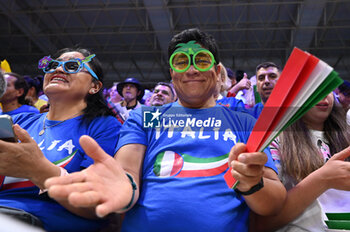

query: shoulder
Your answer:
[219,104,256,121]
[12,112,44,127]
[20,105,40,113]
[88,115,122,129]
[247,102,264,119]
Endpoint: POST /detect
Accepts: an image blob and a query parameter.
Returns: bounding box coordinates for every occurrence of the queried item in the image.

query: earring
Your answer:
[90,90,97,94]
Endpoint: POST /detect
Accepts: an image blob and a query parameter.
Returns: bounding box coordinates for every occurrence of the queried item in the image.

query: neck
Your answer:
[46,101,86,120]
[303,119,324,131]
[122,99,137,108]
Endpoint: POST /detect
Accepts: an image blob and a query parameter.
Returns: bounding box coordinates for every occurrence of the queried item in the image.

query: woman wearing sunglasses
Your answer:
[0,48,121,232]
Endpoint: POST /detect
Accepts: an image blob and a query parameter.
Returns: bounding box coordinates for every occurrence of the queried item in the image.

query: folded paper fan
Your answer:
[0,60,11,73]
[224,47,343,189]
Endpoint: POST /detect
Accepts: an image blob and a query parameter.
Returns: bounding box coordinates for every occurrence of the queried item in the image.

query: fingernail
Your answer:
[239,154,246,162]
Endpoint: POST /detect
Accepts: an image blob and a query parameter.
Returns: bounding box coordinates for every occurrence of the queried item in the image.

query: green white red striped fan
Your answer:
[224,47,343,189]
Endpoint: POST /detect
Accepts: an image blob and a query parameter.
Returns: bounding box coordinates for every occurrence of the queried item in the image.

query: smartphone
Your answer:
[0,115,17,142]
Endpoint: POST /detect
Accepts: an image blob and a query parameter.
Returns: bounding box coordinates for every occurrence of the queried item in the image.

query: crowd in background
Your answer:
[0,27,349,232]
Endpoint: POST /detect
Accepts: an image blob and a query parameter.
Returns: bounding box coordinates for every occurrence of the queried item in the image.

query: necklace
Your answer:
[39,112,82,136]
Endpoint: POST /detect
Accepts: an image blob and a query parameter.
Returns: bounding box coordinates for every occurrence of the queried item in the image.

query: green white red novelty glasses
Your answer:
[38,54,99,80]
[169,41,217,73]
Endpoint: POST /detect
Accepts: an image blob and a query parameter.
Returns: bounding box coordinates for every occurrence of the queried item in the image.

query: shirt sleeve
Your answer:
[80,116,122,168]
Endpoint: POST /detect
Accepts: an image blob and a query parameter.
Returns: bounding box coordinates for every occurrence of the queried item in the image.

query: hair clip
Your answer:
[38,56,52,69]
[82,54,96,63]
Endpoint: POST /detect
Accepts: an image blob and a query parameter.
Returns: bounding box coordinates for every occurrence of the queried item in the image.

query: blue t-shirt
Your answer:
[117,102,277,232]
[0,113,121,232]
[217,96,247,113]
[1,105,39,116]
[247,102,264,119]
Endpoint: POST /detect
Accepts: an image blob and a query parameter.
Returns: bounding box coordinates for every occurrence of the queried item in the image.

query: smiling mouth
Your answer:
[316,103,329,107]
[50,77,68,83]
[315,102,330,111]
[183,79,205,84]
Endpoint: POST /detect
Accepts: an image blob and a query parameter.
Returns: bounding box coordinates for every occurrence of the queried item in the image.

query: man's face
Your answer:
[170,44,220,108]
[171,64,219,107]
[149,85,174,106]
[0,75,19,104]
[256,66,280,104]
[122,83,139,101]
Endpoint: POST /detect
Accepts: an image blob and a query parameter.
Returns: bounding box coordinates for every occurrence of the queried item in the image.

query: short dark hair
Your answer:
[155,82,176,98]
[6,72,29,105]
[168,28,220,65]
[51,47,115,123]
[255,62,281,74]
[24,75,43,95]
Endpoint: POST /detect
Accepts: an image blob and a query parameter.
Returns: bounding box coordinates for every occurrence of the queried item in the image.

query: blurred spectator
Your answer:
[149,82,176,106]
[0,72,39,115]
[108,83,123,104]
[216,63,246,113]
[335,80,350,109]
[24,76,48,110]
[334,80,350,125]
[102,88,110,100]
[109,77,144,121]
[105,83,125,124]
[142,89,153,106]
[248,62,281,118]
[0,72,7,97]
[0,71,7,113]
[227,69,251,102]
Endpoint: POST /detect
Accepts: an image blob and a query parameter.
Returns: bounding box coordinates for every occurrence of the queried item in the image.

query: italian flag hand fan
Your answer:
[224,47,343,189]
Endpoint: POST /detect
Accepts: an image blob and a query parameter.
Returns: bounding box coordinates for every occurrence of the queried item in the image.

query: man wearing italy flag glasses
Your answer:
[45,28,286,232]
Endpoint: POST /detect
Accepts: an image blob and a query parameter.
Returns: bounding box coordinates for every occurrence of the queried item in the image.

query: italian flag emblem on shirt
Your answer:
[153,151,228,178]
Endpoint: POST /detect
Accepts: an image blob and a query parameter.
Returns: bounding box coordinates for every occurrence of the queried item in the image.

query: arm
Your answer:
[227,73,251,95]
[252,146,350,232]
[45,135,146,218]
[228,143,286,216]
[0,125,102,218]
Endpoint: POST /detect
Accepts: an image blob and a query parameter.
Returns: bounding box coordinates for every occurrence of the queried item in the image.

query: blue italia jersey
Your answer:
[247,102,264,119]
[116,102,277,232]
[216,96,247,113]
[0,113,121,232]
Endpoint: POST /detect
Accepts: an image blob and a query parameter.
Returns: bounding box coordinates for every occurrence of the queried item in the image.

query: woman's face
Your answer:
[43,51,99,100]
[302,92,334,129]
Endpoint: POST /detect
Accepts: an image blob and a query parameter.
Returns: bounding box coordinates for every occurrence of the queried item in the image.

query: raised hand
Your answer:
[0,124,59,189]
[45,135,135,218]
[228,143,267,192]
[227,73,251,95]
[316,146,350,191]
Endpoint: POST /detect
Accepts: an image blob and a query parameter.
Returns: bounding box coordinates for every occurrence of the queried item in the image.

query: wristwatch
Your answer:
[235,178,264,196]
